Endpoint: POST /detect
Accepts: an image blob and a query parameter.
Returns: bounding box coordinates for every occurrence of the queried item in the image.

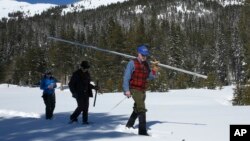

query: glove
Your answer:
[72,93,77,98]
[42,94,48,100]
[94,85,100,91]
[48,83,55,89]
[151,59,160,72]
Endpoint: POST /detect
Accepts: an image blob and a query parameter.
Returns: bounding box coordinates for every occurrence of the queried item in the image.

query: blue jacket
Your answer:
[123,58,156,92]
[40,76,57,95]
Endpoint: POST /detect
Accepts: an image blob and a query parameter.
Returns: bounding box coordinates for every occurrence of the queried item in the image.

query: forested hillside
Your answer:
[0,0,249,93]
[233,0,250,105]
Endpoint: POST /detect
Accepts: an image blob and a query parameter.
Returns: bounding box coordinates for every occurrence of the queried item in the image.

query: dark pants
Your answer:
[70,95,89,122]
[126,89,148,135]
[42,93,56,119]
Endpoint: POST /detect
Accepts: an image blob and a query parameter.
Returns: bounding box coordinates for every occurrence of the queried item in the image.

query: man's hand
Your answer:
[125,91,131,98]
[72,93,77,98]
[48,83,54,89]
[151,59,160,72]
[94,85,100,90]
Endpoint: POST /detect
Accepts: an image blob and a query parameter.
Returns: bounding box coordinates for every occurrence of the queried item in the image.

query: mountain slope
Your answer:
[0,0,128,19]
[0,0,57,19]
[1,0,244,19]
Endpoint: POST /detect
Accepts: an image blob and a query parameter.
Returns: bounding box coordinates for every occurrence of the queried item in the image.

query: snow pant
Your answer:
[70,95,89,123]
[127,89,148,135]
[42,93,56,119]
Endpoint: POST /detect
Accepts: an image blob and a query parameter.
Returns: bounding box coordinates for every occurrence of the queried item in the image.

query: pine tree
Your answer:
[233,84,250,105]
[233,0,250,105]
[48,24,76,87]
[12,55,27,85]
[134,17,148,45]
[0,63,4,82]
[24,47,46,85]
[167,22,186,88]
[105,18,125,91]
[239,0,250,81]
[205,72,217,89]
[214,23,228,85]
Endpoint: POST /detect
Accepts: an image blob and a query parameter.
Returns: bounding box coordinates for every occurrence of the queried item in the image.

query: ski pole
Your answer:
[93,80,99,107]
[109,97,127,112]
[48,36,207,79]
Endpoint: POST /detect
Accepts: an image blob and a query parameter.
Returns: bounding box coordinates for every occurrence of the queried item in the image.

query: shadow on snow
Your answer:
[0,112,135,141]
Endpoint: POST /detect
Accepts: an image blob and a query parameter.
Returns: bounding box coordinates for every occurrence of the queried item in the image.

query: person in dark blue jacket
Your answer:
[40,71,57,120]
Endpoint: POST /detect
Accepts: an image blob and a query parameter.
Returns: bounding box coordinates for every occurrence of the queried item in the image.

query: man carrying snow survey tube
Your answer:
[123,44,159,136]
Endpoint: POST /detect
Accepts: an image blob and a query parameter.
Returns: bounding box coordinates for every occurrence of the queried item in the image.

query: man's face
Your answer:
[138,53,147,61]
[46,74,51,78]
[81,67,88,72]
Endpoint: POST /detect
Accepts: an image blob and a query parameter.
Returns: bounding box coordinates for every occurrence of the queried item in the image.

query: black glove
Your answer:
[94,85,100,90]
[72,93,77,98]
[42,94,48,100]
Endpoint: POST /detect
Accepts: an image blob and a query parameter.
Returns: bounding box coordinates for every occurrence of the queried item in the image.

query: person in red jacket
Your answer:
[123,44,159,136]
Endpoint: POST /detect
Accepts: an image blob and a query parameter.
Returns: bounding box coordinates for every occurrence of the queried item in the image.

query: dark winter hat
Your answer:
[45,70,52,75]
[80,61,90,69]
[137,44,150,56]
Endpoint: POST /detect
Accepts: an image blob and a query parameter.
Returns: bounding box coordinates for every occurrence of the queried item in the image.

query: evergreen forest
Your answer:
[0,0,249,104]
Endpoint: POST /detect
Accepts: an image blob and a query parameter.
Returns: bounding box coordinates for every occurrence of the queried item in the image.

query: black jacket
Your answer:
[68,69,94,98]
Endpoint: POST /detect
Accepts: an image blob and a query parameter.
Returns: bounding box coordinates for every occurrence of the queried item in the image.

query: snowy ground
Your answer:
[0,84,250,141]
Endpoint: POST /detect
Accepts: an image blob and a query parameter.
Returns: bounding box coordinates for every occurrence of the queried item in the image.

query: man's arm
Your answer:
[148,60,159,80]
[40,79,45,90]
[68,73,76,94]
[122,60,134,92]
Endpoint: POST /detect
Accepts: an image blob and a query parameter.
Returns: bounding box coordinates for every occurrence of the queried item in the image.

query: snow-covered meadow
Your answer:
[0,84,249,141]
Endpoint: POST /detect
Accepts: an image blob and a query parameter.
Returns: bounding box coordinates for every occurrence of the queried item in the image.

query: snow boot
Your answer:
[69,118,78,124]
[139,130,149,136]
[126,111,137,128]
[138,112,149,136]
[82,115,88,124]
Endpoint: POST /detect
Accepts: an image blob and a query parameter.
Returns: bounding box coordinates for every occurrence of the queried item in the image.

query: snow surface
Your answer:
[211,0,245,7]
[0,0,128,19]
[62,0,128,14]
[0,84,249,141]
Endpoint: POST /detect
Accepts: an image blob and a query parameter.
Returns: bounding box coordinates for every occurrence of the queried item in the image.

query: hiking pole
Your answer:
[48,36,207,79]
[93,80,99,107]
[109,97,127,112]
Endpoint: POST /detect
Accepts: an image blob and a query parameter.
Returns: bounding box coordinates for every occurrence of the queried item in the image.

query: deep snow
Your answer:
[0,84,250,141]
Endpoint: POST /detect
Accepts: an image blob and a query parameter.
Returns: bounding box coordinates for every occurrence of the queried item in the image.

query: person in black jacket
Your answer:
[68,61,98,124]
